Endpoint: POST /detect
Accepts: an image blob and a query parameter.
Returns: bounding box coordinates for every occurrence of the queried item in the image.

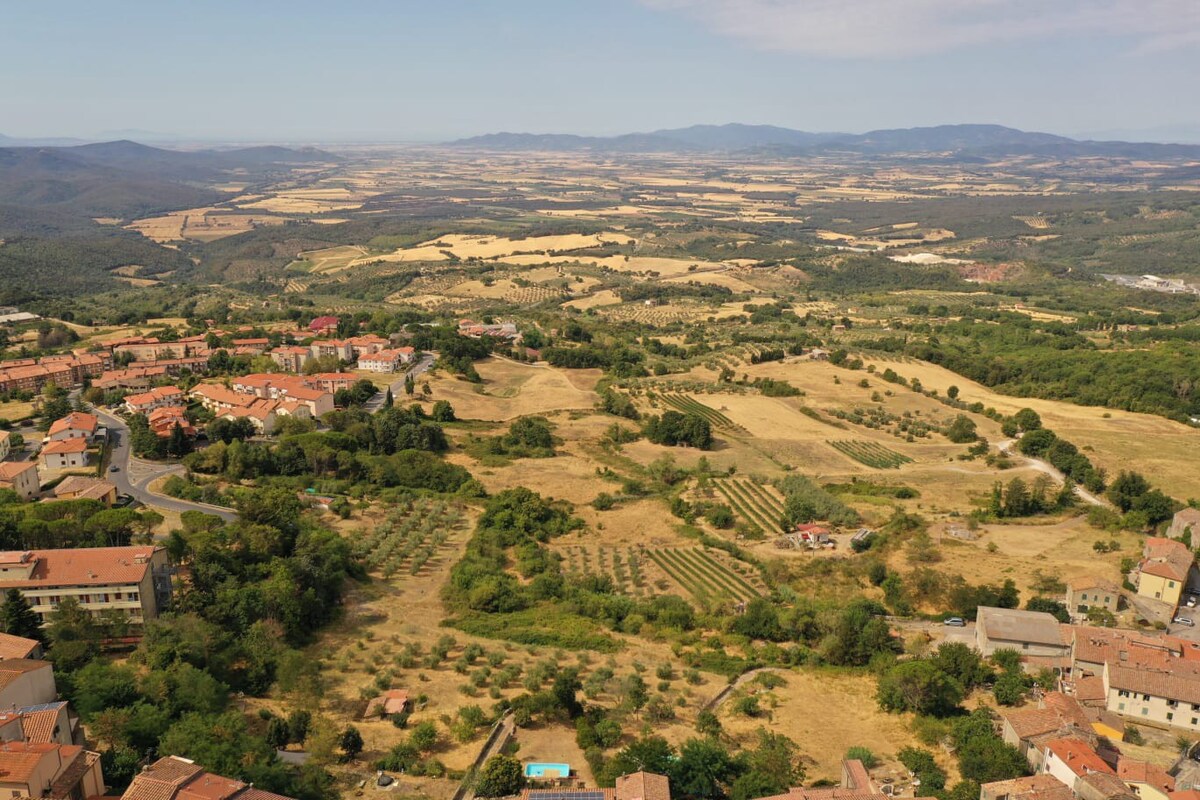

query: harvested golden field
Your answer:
[0,399,36,422]
[885,514,1140,601]
[126,208,285,243]
[425,358,600,421]
[718,669,955,785]
[855,357,1200,499]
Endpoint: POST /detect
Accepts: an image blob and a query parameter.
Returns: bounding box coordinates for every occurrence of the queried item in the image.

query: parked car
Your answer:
[943,617,966,627]
[1173,616,1195,627]
[1188,595,1198,608]
[109,465,120,472]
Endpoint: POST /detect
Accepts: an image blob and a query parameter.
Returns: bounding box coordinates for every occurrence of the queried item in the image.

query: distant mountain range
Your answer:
[449,123,1200,159]
[0,139,335,219]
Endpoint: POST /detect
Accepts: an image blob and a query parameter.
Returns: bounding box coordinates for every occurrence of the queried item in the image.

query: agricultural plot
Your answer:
[560,546,651,597]
[352,498,466,577]
[828,440,913,469]
[712,479,786,534]
[658,393,743,432]
[643,547,762,602]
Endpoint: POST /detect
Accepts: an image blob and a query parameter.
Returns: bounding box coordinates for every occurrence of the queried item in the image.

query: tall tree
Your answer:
[0,588,45,645]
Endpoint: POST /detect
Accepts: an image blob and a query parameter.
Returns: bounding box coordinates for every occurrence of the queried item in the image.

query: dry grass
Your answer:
[425,358,600,421]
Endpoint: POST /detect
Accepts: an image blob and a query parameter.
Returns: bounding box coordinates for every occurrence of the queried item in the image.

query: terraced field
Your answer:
[560,545,651,597]
[658,393,744,432]
[643,547,762,602]
[828,439,913,469]
[712,478,786,534]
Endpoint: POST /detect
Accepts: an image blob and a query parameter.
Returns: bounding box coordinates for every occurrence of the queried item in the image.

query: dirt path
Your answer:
[701,667,784,713]
[452,712,514,800]
[996,438,1108,507]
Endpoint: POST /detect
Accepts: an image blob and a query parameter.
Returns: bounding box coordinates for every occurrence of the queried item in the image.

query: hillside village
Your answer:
[0,300,1199,800]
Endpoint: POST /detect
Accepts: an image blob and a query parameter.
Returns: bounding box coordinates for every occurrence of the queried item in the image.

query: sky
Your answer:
[2,0,1199,143]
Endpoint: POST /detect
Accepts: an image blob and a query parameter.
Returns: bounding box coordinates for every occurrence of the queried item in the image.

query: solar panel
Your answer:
[15,701,65,713]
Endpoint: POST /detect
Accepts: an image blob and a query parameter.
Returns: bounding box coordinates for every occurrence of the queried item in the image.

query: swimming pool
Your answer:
[524,763,570,779]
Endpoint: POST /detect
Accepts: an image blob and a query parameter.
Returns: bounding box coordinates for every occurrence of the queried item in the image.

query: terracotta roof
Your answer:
[49,747,98,800]
[0,740,58,783]
[42,438,88,455]
[616,772,671,800]
[0,633,40,660]
[1118,759,1175,792]
[126,387,184,406]
[0,546,160,589]
[7,702,68,744]
[52,476,117,501]
[981,775,1074,800]
[1077,772,1135,800]
[1001,693,1091,740]
[1068,576,1122,592]
[1074,676,1108,703]
[1046,738,1115,778]
[47,412,97,437]
[1140,537,1194,583]
[122,756,294,800]
[0,462,37,481]
[0,660,53,692]
[1108,662,1200,705]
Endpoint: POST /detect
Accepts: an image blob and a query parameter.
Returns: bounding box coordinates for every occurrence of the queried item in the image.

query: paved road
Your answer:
[363,353,436,413]
[92,408,238,522]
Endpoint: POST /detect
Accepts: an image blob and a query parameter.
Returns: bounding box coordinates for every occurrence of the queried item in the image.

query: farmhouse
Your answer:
[0,546,172,626]
[975,607,1071,662]
[40,438,88,470]
[364,688,410,718]
[1134,537,1195,609]
[0,462,39,500]
[123,755,295,800]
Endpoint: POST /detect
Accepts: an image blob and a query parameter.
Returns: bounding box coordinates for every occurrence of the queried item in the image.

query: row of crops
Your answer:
[643,547,761,602]
[658,393,741,431]
[353,499,466,578]
[560,546,649,596]
[828,439,913,469]
[712,478,785,535]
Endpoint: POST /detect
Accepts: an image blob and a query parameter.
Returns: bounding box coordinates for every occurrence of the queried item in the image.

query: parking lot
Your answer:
[1166,592,1200,641]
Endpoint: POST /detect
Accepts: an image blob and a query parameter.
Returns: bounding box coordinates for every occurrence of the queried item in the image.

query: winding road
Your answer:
[91,408,238,522]
[996,438,1108,507]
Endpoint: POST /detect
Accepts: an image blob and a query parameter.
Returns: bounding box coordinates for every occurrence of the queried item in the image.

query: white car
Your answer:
[1188,596,1198,608]
[1173,616,1195,627]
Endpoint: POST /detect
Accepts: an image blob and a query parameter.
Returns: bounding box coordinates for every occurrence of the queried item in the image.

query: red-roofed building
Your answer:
[124,386,185,415]
[40,438,88,470]
[1042,738,1114,788]
[308,316,339,336]
[0,547,171,627]
[269,346,312,373]
[0,701,74,745]
[0,741,104,800]
[47,412,98,443]
[0,632,42,661]
[0,462,39,501]
[358,348,416,373]
[1135,538,1195,609]
[122,755,293,800]
[1118,759,1174,800]
[148,407,196,439]
[364,689,410,719]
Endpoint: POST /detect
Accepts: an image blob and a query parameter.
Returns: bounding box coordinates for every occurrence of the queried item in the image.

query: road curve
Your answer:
[91,408,239,523]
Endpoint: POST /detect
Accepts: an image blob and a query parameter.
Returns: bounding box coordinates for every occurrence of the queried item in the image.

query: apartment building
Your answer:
[269,345,312,373]
[358,347,416,373]
[1103,661,1200,730]
[0,546,172,626]
[124,386,185,415]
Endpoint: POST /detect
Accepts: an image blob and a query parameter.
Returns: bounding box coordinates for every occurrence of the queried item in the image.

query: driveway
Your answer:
[1166,595,1200,640]
[92,407,238,522]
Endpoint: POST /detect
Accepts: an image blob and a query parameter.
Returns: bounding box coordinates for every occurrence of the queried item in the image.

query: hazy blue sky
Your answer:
[2,0,1198,142]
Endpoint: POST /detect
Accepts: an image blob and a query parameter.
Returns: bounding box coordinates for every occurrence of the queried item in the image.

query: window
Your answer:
[1119,690,1131,698]
[1104,596,1111,603]
[1169,700,1179,708]
[1193,718,1198,726]
[1170,581,1177,588]
[1119,703,1126,711]
[1142,708,1149,716]
[1081,593,1089,601]
[1168,713,1175,721]
[1144,694,1151,701]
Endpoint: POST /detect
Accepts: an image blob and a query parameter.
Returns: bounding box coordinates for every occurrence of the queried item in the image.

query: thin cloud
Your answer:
[641,0,1200,58]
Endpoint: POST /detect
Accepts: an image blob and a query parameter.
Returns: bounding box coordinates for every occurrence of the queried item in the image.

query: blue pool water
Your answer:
[524,763,570,779]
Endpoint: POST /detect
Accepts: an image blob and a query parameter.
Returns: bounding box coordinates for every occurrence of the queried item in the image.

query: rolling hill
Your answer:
[450,123,1200,159]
